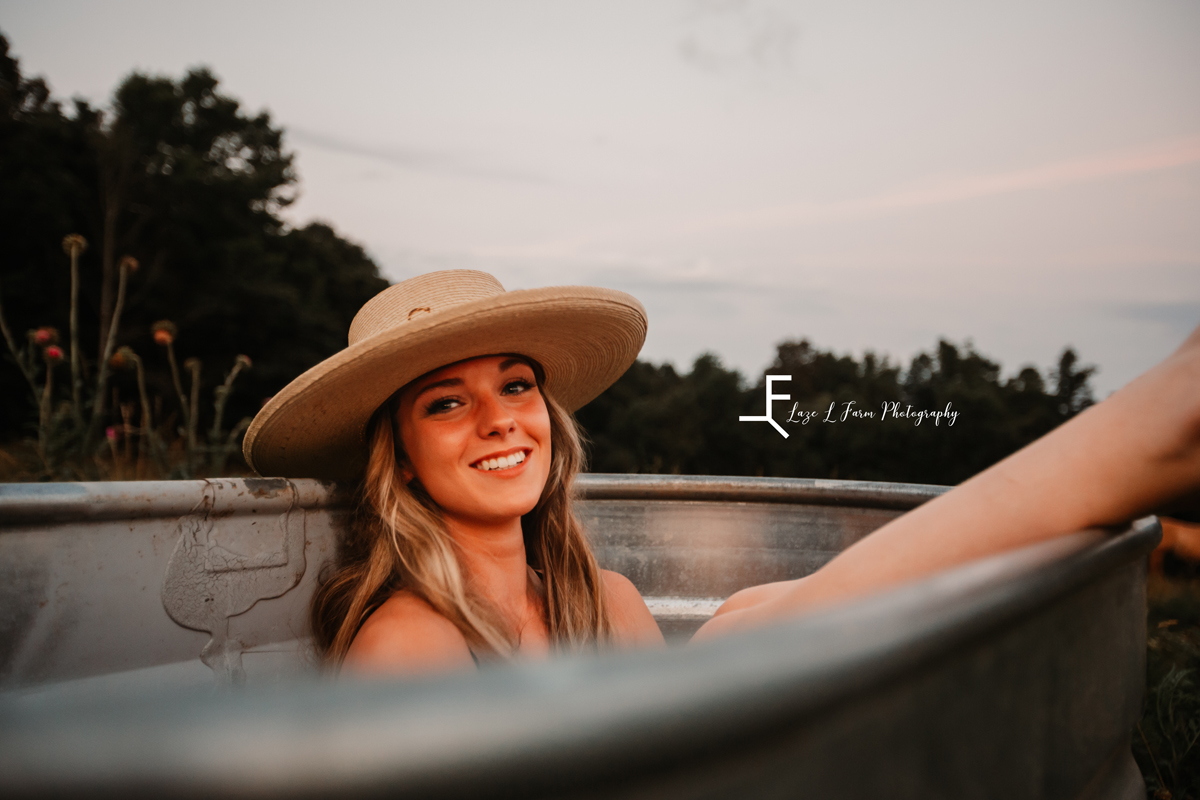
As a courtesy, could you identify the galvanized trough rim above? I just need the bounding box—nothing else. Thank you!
[0,473,946,527]
[577,473,947,508]
[0,477,335,525]
[0,502,1159,798]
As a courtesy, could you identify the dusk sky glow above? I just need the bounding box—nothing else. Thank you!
[3,0,1198,394]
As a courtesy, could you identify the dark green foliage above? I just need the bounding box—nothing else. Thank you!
[578,355,762,476]
[0,32,388,468]
[578,338,1097,486]
[1138,573,1200,799]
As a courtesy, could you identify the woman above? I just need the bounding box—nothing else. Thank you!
[244,269,1200,673]
[244,270,664,673]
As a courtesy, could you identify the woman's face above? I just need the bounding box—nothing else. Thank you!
[395,355,552,528]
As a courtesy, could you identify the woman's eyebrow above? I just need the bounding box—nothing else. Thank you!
[412,377,463,401]
[498,358,529,372]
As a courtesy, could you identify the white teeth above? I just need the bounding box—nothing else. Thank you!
[474,452,528,471]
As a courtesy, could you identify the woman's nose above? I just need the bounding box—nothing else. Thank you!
[476,393,516,437]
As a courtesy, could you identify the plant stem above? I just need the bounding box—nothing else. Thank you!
[0,277,38,394]
[120,402,134,465]
[131,352,152,476]
[68,245,83,428]
[98,203,118,363]
[38,364,53,466]
[209,360,248,443]
[187,359,201,473]
[167,342,189,432]
[87,260,131,448]
[1138,721,1168,795]
[108,435,121,479]
[214,417,252,475]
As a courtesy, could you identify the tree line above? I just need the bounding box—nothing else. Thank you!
[0,32,387,478]
[576,340,1095,487]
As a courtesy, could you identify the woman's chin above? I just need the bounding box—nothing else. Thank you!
[441,484,543,527]
[424,462,550,527]
[446,501,540,528]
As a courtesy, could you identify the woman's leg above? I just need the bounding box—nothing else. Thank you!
[694,324,1200,641]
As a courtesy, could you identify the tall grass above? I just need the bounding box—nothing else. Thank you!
[0,234,252,481]
[1137,556,1200,800]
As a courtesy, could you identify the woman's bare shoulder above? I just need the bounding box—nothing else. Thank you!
[342,590,475,676]
[600,570,666,647]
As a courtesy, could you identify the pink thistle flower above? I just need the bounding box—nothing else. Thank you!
[106,426,120,442]
[44,345,64,362]
[34,327,58,346]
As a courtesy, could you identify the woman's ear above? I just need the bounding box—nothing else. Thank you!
[390,413,415,485]
[395,450,415,485]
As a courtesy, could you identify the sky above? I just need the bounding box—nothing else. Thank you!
[3,0,1198,395]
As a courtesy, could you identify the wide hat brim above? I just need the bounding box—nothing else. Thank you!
[243,285,647,481]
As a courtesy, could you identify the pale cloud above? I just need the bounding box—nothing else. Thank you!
[1111,301,1200,338]
[685,135,1200,233]
[289,127,550,185]
[678,0,800,73]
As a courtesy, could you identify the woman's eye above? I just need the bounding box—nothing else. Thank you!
[424,397,462,415]
[503,379,534,395]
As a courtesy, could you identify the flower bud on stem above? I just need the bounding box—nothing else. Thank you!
[112,346,154,477]
[154,321,190,436]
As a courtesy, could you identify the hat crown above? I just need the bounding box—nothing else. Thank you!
[348,270,506,346]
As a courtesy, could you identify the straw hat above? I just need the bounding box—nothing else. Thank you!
[243,270,647,480]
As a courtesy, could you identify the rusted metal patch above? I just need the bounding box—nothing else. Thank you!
[243,478,292,500]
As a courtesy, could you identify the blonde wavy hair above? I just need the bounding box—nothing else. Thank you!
[310,362,612,668]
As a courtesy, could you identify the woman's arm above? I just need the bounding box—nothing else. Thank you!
[695,324,1200,641]
[602,570,667,647]
[342,591,477,675]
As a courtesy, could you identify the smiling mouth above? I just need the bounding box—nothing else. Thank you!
[471,449,529,472]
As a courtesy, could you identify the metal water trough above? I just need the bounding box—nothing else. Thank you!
[0,475,1158,798]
